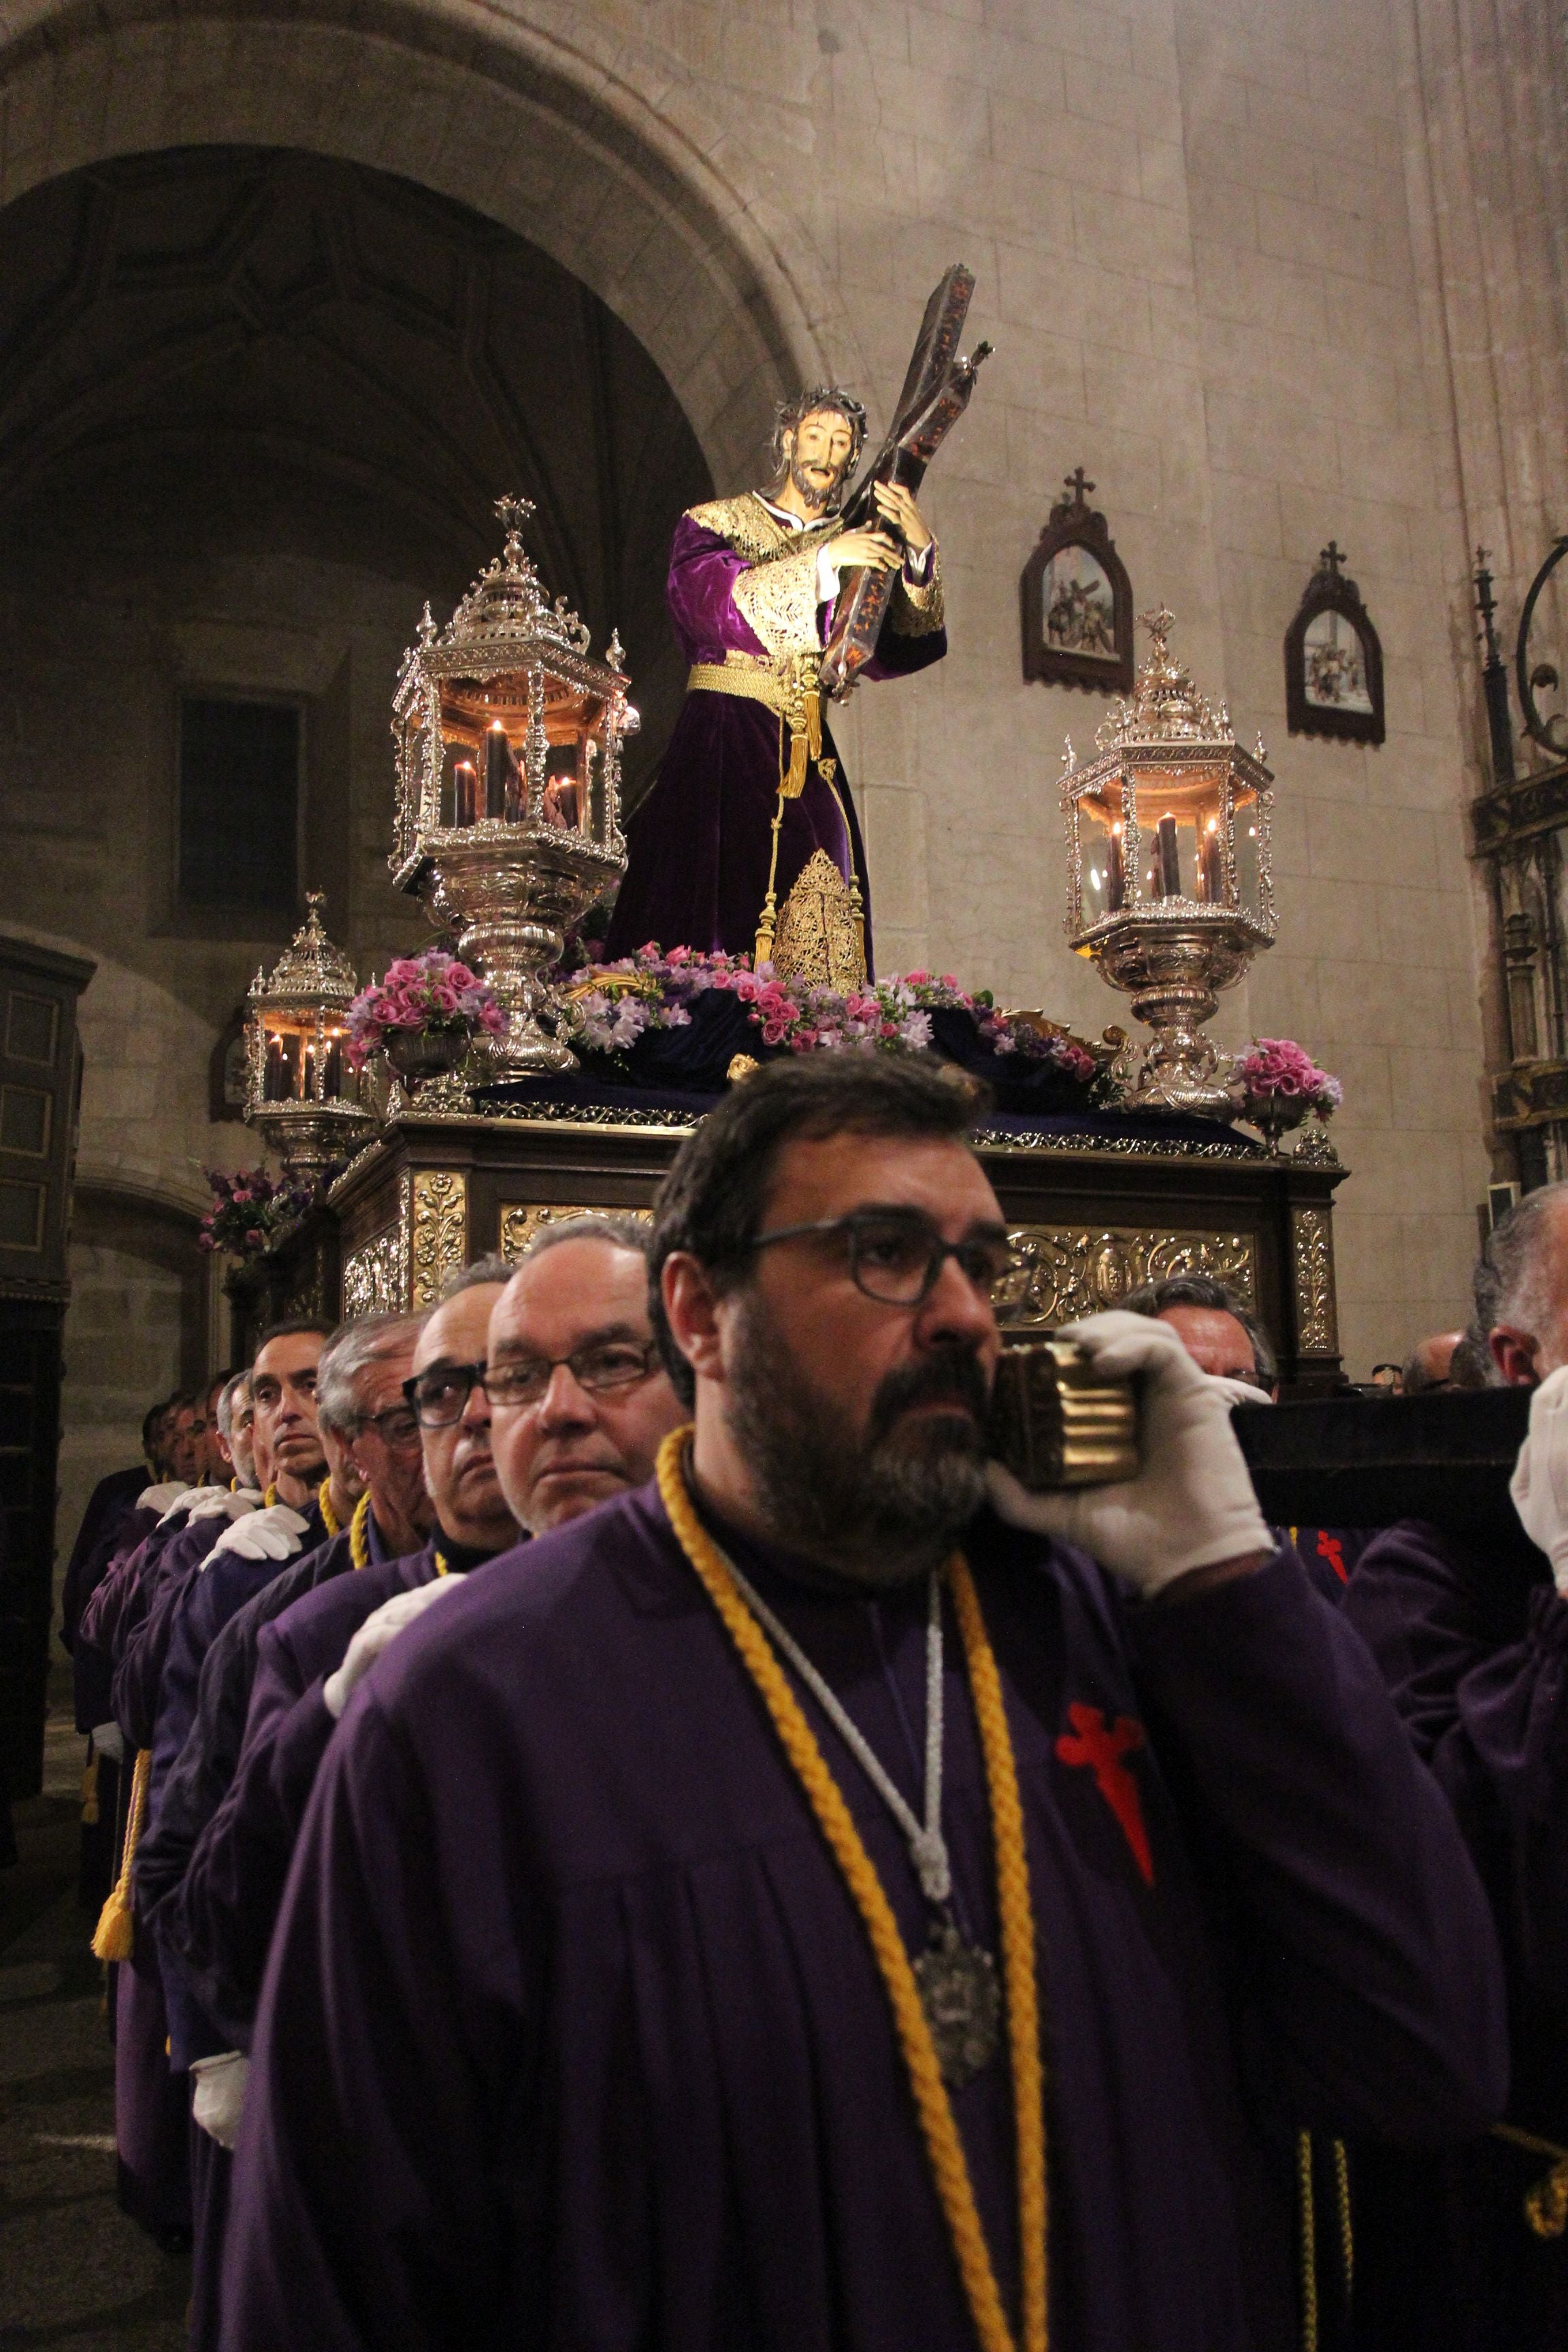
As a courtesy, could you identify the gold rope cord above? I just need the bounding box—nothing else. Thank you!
[91,1746,151,1963]
[318,1479,340,1540]
[1296,2132,1318,2352]
[348,1491,373,1571]
[1331,2138,1353,2293]
[656,1428,1047,2352]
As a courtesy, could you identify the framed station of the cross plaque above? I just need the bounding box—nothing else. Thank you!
[1020,469,1135,696]
[1285,542,1385,746]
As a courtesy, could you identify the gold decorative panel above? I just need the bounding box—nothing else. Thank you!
[410,1169,468,1305]
[343,1219,408,1317]
[994,1224,1257,1330]
[499,1202,653,1261]
[1290,1205,1339,1355]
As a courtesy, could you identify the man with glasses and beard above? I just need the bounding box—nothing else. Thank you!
[223,1060,1504,2352]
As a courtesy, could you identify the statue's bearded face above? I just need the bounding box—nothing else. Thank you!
[784,408,858,511]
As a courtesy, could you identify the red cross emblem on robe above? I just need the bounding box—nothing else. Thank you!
[1055,1701,1154,1886]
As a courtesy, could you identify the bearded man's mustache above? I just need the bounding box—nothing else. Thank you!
[867,1347,990,1448]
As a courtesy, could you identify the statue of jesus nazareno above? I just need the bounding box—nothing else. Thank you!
[602,387,945,983]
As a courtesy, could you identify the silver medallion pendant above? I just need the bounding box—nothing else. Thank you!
[913,1916,1001,2087]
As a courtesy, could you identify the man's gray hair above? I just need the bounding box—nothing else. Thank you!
[517,1213,653,1266]
[1118,1273,1277,1387]
[215,1371,250,1439]
[316,1313,427,1437]
[440,1253,516,1299]
[1472,1181,1568,1381]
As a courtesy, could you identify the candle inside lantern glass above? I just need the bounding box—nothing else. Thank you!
[485,724,514,820]
[1106,819,1126,911]
[453,759,478,828]
[265,1035,284,1100]
[1156,812,1181,898]
[1200,817,1224,904]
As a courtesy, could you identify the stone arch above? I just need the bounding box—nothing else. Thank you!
[0,0,864,491]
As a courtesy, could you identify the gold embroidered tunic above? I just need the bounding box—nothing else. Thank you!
[602,491,946,981]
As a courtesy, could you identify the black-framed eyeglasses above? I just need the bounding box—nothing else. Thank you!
[402,1361,493,1428]
[357,1403,423,1448]
[487,1339,662,1410]
[749,1209,1017,1307]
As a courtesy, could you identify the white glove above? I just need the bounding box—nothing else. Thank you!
[1208,1375,1273,1410]
[207,1503,310,1564]
[986,1310,1273,1595]
[189,2051,249,2149]
[91,1721,125,1766]
[154,1485,203,1528]
[323,1575,467,1720]
[184,1486,262,1524]
[1509,1365,1568,1593]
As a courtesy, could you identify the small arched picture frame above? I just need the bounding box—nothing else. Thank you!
[1285,543,1384,746]
[1021,469,1134,694]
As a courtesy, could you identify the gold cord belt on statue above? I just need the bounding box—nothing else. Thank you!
[686,651,823,796]
[685,652,864,973]
[656,1430,1049,2352]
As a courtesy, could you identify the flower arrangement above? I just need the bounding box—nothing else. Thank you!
[1229,1038,1342,1143]
[345,951,506,1070]
[557,943,1105,1092]
[198,1167,313,1258]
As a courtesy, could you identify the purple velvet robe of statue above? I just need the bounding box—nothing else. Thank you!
[222,1486,1503,2352]
[602,515,946,969]
[1343,1518,1568,2349]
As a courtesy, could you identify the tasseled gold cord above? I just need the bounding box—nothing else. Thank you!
[348,1491,373,1569]
[91,1747,150,1963]
[318,1479,340,1539]
[656,1428,1047,2352]
[1492,2122,1568,2238]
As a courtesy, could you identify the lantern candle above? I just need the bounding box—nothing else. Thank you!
[1106,819,1126,911]
[1200,818,1224,904]
[1156,813,1181,898]
[453,759,478,828]
[265,1035,284,1101]
[485,724,514,820]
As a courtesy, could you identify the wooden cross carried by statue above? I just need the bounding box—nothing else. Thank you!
[819,265,992,699]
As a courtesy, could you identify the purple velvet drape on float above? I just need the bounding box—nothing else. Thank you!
[602,514,945,968]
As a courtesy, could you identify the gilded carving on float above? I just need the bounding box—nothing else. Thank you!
[1291,1205,1339,1355]
[994,1225,1257,1330]
[343,1220,408,1318]
[498,1203,654,1260]
[410,1170,467,1305]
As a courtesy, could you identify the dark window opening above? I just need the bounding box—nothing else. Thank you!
[178,697,300,915]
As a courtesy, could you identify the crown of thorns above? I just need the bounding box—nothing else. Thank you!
[770,386,868,474]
